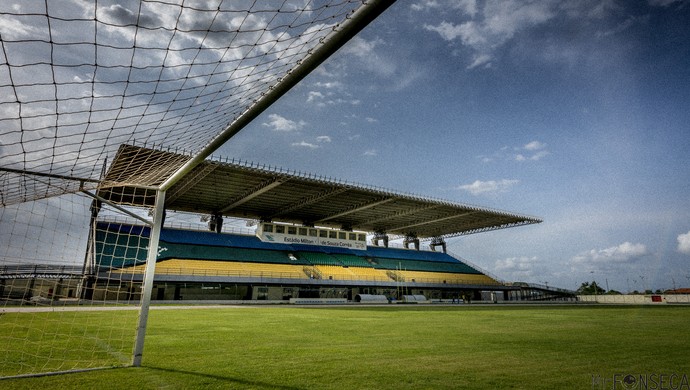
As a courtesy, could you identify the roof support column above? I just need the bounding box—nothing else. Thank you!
[429,237,447,253]
[371,232,389,248]
[209,213,223,233]
[403,235,419,251]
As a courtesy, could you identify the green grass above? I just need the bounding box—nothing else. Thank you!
[2,305,689,389]
[0,309,138,375]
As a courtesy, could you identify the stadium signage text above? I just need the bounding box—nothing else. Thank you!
[283,237,318,245]
[261,233,366,250]
[256,223,367,251]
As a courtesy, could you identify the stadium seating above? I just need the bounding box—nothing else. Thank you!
[346,267,392,282]
[102,224,500,288]
[370,256,481,274]
[313,265,392,282]
[160,242,303,265]
[395,270,499,285]
[315,265,356,280]
[114,259,310,279]
[95,223,150,268]
[331,254,374,267]
[296,251,341,266]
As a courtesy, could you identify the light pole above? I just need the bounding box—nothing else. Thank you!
[639,275,646,294]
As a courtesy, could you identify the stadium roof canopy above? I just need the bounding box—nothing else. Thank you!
[98,145,542,240]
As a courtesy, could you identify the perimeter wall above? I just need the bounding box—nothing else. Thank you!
[577,294,690,304]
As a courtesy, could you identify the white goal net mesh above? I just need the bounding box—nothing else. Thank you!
[1,0,368,204]
[0,0,379,378]
[0,193,150,376]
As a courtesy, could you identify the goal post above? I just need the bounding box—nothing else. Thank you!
[132,189,165,367]
[0,0,396,379]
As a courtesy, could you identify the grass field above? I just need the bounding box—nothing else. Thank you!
[1,305,689,389]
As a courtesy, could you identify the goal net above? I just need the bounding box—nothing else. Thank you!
[0,193,147,376]
[0,0,391,378]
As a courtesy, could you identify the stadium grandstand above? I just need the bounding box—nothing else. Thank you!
[77,144,560,304]
[98,221,502,303]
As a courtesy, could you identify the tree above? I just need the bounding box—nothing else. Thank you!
[577,281,606,295]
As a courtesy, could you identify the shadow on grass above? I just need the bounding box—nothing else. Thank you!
[145,366,305,390]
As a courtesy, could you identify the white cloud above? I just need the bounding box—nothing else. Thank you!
[291,141,319,149]
[467,53,492,69]
[678,230,690,255]
[570,242,648,268]
[307,91,324,103]
[516,150,549,162]
[330,32,425,91]
[524,140,546,151]
[313,81,343,89]
[483,1,555,38]
[306,88,360,107]
[262,114,306,132]
[363,149,378,157]
[290,136,331,149]
[457,179,519,196]
[531,150,550,160]
[518,140,549,161]
[411,1,439,11]
[342,36,380,58]
[482,140,549,162]
[412,0,477,16]
[454,0,478,16]
[424,21,483,44]
[495,256,539,279]
[340,36,403,81]
[423,1,633,68]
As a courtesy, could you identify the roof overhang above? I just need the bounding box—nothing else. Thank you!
[98,145,542,239]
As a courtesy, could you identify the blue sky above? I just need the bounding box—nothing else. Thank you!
[218,0,690,292]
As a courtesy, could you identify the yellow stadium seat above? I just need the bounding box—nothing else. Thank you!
[396,270,498,285]
[113,259,310,279]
